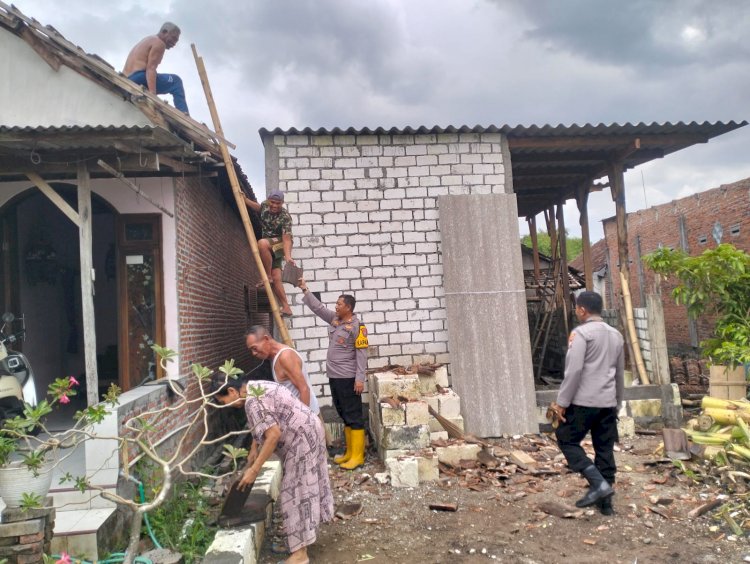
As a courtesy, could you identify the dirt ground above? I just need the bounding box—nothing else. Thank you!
[258,434,749,564]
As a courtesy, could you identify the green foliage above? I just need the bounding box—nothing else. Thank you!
[521,230,583,262]
[218,359,244,380]
[643,243,750,365]
[0,436,16,466]
[144,479,218,563]
[222,444,249,472]
[19,491,43,510]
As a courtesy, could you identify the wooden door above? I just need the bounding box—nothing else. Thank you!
[116,214,165,391]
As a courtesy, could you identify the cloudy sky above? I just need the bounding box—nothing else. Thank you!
[12,0,750,241]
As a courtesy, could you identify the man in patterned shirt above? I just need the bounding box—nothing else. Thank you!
[244,190,295,317]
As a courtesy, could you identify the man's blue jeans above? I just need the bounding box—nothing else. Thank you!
[128,71,189,114]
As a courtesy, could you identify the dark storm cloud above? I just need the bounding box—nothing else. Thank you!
[503,0,750,71]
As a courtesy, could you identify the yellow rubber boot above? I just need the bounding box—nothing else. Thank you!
[339,428,365,470]
[333,426,352,464]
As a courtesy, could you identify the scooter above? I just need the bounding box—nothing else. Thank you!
[0,312,37,408]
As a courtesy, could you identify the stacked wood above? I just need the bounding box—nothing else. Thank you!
[686,359,703,386]
[670,357,687,385]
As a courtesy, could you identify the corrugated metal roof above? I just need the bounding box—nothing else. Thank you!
[260,121,747,217]
[259,121,747,139]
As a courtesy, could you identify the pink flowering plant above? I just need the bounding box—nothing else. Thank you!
[0,375,120,483]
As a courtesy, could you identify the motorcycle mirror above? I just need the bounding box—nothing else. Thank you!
[1,313,14,324]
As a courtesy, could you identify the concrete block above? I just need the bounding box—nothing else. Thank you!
[435,443,481,466]
[628,399,662,418]
[372,372,421,401]
[405,401,430,425]
[380,424,430,450]
[379,402,406,426]
[617,416,636,439]
[418,373,438,394]
[422,393,440,413]
[435,365,450,388]
[437,389,461,418]
[386,456,419,488]
[430,431,449,441]
[0,519,43,537]
[416,454,440,482]
[429,415,463,434]
[378,448,410,462]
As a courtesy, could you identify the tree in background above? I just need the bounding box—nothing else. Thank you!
[521,231,583,262]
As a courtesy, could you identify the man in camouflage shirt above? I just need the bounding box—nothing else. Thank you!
[244,190,295,316]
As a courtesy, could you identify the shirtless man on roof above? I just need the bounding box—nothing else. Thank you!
[123,22,189,115]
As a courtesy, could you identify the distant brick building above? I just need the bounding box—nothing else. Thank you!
[601,178,750,348]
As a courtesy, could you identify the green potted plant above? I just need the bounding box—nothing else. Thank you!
[643,243,750,396]
[0,375,109,507]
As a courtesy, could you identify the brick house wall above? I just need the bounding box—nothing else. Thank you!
[262,129,512,405]
[603,178,750,348]
[174,176,262,376]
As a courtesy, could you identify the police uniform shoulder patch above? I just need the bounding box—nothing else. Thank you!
[355,324,369,349]
[568,331,576,349]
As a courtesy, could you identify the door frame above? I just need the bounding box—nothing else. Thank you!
[116,213,165,391]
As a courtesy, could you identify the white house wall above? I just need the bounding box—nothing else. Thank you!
[0,178,179,378]
[0,30,151,128]
[266,131,513,410]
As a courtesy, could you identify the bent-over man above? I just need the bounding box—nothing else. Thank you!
[299,277,368,470]
[123,22,189,114]
[213,377,332,563]
[551,291,624,515]
[244,190,294,317]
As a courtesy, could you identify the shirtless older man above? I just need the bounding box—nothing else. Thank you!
[123,22,189,114]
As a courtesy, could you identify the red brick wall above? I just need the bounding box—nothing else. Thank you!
[173,177,261,376]
[604,179,750,347]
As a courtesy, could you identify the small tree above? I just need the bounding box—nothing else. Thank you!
[642,243,750,366]
[2,345,253,564]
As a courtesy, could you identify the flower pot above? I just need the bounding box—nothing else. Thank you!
[0,458,54,507]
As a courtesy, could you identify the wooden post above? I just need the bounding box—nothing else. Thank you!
[556,203,570,336]
[191,45,291,346]
[78,163,99,406]
[646,293,671,385]
[635,235,646,306]
[529,215,541,285]
[620,272,650,385]
[608,162,630,284]
[576,184,593,291]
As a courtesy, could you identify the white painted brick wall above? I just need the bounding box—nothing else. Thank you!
[265,131,508,402]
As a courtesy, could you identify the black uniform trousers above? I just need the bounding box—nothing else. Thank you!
[329,377,364,430]
[555,404,618,484]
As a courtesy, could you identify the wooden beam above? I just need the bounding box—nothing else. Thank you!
[608,162,630,284]
[25,172,80,226]
[77,163,99,406]
[557,202,570,336]
[576,184,593,291]
[96,160,175,218]
[19,25,62,70]
[508,134,707,151]
[192,44,292,347]
[528,216,541,285]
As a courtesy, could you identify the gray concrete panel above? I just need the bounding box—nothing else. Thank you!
[439,194,538,436]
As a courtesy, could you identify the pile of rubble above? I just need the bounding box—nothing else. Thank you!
[366,364,563,488]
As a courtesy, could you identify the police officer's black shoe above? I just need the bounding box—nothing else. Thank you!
[598,496,614,516]
[575,465,614,508]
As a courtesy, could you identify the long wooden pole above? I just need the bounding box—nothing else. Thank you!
[620,272,650,385]
[77,163,100,405]
[190,45,291,346]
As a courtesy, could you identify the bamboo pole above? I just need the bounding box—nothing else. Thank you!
[190,45,291,346]
[619,271,650,385]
